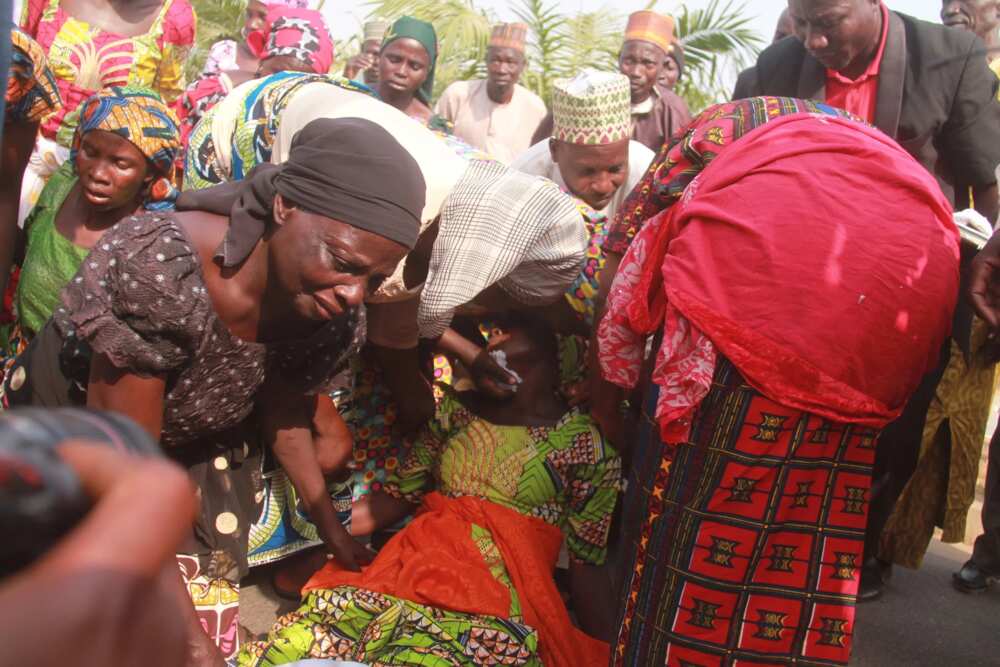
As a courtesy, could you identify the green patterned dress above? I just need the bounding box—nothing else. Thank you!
[240,389,621,666]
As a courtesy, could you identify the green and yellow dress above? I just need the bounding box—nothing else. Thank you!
[240,389,621,667]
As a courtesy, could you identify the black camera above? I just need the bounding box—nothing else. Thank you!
[0,408,161,576]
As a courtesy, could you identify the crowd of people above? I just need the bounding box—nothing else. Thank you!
[2,0,1000,665]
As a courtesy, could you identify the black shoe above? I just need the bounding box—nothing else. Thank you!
[857,560,885,603]
[952,560,997,594]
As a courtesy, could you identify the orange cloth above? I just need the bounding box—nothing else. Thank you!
[825,2,889,123]
[305,492,609,667]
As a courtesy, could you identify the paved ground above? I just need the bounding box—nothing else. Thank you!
[242,437,1000,664]
[242,533,1000,665]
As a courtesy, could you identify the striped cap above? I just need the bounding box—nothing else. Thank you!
[552,70,631,145]
[363,19,390,43]
[489,22,528,52]
[624,10,675,55]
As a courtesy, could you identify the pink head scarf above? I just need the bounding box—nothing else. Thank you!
[247,6,334,74]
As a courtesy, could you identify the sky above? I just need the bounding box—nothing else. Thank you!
[318,1,948,42]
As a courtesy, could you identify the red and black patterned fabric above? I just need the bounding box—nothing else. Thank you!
[615,357,877,666]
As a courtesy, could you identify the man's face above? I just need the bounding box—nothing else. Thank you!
[787,0,882,74]
[774,9,796,42]
[551,138,629,212]
[659,55,680,89]
[486,47,526,94]
[362,39,381,85]
[941,0,1000,41]
[619,40,665,103]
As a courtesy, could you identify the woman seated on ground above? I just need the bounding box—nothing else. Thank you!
[1,86,180,378]
[376,16,452,133]
[3,118,426,664]
[176,4,334,150]
[241,316,621,667]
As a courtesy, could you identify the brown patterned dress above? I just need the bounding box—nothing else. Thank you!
[4,212,365,659]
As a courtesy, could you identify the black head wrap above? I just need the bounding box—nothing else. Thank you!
[177,117,425,266]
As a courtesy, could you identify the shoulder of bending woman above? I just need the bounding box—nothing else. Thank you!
[171,209,230,268]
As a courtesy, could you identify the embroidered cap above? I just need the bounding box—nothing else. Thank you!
[624,10,676,56]
[363,19,390,43]
[489,22,528,52]
[552,69,631,145]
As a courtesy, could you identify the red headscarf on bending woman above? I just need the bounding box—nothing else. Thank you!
[598,100,960,442]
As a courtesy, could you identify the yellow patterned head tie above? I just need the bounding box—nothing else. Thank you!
[624,10,676,56]
[552,70,631,145]
[71,85,181,210]
[489,22,529,53]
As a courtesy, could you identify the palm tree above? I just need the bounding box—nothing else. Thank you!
[364,0,760,111]
[185,0,761,111]
[672,0,762,111]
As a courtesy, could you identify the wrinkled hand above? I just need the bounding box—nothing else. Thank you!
[326,529,375,572]
[970,230,1000,331]
[344,53,376,80]
[470,348,517,399]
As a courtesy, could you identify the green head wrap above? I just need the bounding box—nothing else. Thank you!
[382,16,438,105]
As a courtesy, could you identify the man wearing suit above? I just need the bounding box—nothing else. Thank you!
[735,0,1000,602]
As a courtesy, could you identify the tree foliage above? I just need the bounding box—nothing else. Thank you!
[186,0,247,81]
[672,0,763,111]
[185,0,762,112]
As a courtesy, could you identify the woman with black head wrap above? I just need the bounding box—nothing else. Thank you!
[3,117,426,664]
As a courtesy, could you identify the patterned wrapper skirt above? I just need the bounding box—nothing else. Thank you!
[615,357,878,667]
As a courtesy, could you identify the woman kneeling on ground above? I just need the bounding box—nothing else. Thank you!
[3,117,426,665]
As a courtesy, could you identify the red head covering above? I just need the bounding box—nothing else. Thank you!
[599,101,959,442]
[247,6,334,74]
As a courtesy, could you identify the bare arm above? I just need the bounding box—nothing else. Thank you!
[568,560,616,642]
[436,327,516,399]
[262,391,373,571]
[588,251,626,448]
[970,228,1000,329]
[0,122,38,297]
[350,490,416,537]
[973,183,999,225]
[86,353,166,440]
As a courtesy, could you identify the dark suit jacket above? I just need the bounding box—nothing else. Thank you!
[734,11,1000,207]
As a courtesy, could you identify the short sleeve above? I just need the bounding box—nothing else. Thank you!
[54,214,213,376]
[938,36,1000,188]
[382,391,465,503]
[559,420,622,566]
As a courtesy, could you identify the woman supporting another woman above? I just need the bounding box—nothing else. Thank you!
[3,118,428,663]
